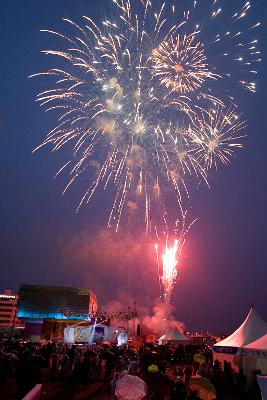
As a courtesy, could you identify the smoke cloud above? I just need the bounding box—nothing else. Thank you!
[104,294,186,337]
[59,228,159,307]
[58,228,186,334]
[141,303,186,336]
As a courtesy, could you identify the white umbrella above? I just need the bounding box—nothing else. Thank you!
[115,374,146,400]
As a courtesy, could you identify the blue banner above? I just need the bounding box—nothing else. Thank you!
[213,346,238,354]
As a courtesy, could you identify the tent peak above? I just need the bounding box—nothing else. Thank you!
[214,307,267,349]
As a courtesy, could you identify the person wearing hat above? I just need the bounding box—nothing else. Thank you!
[148,364,159,373]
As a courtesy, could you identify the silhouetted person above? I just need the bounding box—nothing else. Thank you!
[184,364,193,389]
[172,378,187,400]
[80,351,91,385]
[236,368,247,396]
[16,362,41,400]
[59,352,69,375]
[0,356,9,389]
[104,356,116,384]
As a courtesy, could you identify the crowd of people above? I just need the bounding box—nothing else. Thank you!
[0,338,261,399]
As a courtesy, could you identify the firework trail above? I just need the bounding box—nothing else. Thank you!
[31,0,260,306]
[155,212,196,314]
[161,239,179,312]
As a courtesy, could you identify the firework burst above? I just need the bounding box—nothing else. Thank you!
[31,0,260,233]
[151,32,218,94]
[31,0,260,305]
[192,107,246,170]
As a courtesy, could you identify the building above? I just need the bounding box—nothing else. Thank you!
[0,290,24,331]
[18,284,98,340]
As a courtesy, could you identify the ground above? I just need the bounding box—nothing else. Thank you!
[0,368,262,400]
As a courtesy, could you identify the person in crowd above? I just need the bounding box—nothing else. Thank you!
[59,351,69,375]
[236,368,247,396]
[67,344,76,366]
[96,352,104,376]
[223,360,233,387]
[80,351,91,386]
[111,371,120,400]
[0,354,9,389]
[104,352,116,384]
[72,349,84,386]
[196,363,204,376]
[172,376,187,400]
[213,360,220,372]
[50,348,60,380]
[184,364,193,389]
[16,360,41,400]
[128,355,139,376]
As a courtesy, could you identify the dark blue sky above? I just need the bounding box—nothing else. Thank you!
[0,0,266,332]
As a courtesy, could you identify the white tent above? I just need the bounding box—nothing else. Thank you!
[213,308,267,374]
[242,334,267,353]
[241,334,267,377]
[214,308,267,349]
[159,328,189,345]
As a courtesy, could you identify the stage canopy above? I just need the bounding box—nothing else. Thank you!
[159,328,189,344]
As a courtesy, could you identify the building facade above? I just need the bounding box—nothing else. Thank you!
[0,290,24,330]
[18,284,98,340]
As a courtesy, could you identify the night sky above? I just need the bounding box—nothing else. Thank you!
[1,0,266,333]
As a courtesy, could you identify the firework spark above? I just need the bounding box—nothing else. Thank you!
[154,212,196,311]
[155,235,184,316]
[151,32,219,94]
[30,0,261,310]
[192,107,246,170]
[31,0,260,235]
[161,239,179,305]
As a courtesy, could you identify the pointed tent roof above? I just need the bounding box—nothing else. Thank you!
[214,307,267,349]
[159,328,189,342]
[242,334,267,351]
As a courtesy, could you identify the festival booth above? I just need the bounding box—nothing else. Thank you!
[213,308,267,375]
[159,328,189,346]
[64,322,127,345]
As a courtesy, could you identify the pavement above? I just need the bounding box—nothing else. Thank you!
[0,369,111,400]
[0,368,262,400]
